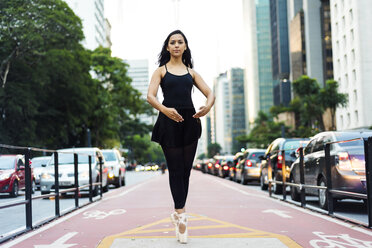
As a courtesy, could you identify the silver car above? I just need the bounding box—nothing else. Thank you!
[40,147,109,196]
[101,149,126,188]
[31,156,51,187]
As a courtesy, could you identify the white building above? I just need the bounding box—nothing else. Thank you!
[65,0,106,50]
[213,73,232,154]
[331,0,372,129]
[126,59,154,125]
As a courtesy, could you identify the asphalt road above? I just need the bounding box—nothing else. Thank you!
[0,171,161,238]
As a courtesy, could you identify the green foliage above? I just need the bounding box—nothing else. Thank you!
[237,111,289,148]
[319,79,348,130]
[197,153,206,159]
[207,143,222,157]
[124,134,164,164]
[0,1,154,151]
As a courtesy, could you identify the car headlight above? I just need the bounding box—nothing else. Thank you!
[41,173,53,179]
[79,171,89,178]
[0,173,11,180]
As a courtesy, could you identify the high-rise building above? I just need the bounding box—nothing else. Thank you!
[288,0,325,85]
[64,0,106,50]
[242,0,274,130]
[126,59,154,125]
[270,0,290,81]
[228,68,246,153]
[213,73,231,154]
[213,69,246,154]
[320,0,334,82]
[331,0,372,129]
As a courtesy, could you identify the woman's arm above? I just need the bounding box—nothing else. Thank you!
[147,67,184,122]
[191,69,215,118]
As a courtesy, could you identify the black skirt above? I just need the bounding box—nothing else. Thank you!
[151,108,202,148]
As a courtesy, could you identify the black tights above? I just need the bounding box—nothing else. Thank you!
[161,140,198,209]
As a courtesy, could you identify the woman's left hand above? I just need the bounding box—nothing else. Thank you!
[193,106,210,118]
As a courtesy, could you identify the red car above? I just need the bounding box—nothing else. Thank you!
[0,155,36,197]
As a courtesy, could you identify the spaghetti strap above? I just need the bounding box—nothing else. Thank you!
[165,64,168,72]
[186,66,189,73]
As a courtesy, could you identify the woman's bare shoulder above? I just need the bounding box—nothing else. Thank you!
[153,66,167,78]
[188,68,199,79]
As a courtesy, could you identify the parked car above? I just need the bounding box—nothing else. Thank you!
[31,156,51,188]
[102,149,126,188]
[260,138,310,194]
[229,152,244,181]
[40,147,109,196]
[235,149,266,185]
[0,155,36,197]
[218,155,235,178]
[289,131,372,210]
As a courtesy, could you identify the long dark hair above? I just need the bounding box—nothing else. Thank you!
[158,30,193,68]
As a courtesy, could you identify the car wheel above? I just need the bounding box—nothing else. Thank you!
[260,173,268,190]
[115,174,121,188]
[103,184,109,192]
[318,177,337,210]
[10,181,19,197]
[290,175,300,202]
[122,176,126,186]
[241,173,247,185]
[32,180,36,194]
[273,174,283,194]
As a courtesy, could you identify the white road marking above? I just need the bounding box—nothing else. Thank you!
[309,231,372,248]
[263,209,292,218]
[83,209,126,220]
[33,232,78,248]
[214,178,372,236]
[1,179,152,248]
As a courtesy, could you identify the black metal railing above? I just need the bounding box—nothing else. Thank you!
[0,144,103,244]
[267,137,372,228]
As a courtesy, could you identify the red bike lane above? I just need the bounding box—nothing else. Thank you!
[2,170,372,248]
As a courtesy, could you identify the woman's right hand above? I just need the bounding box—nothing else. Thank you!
[163,107,184,122]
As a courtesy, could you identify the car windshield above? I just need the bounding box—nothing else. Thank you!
[31,158,50,167]
[283,140,307,155]
[50,152,95,165]
[102,151,117,162]
[0,156,15,170]
[248,152,265,162]
[335,132,372,147]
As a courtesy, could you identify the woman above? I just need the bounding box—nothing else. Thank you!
[147,30,215,243]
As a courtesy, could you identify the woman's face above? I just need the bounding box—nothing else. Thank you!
[167,34,187,57]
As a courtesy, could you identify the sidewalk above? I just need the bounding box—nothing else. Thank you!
[2,170,372,247]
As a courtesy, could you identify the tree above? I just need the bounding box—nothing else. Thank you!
[0,0,95,148]
[89,47,153,147]
[237,111,289,148]
[207,143,222,158]
[320,79,348,130]
[292,75,325,130]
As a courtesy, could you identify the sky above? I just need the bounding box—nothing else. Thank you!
[104,0,245,107]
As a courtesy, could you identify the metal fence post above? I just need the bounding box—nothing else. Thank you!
[363,137,372,228]
[24,148,32,230]
[299,147,306,207]
[99,156,103,198]
[74,153,79,208]
[282,150,287,201]
[324,143,334,215]
[268,153,272,197]
[88,155,93,202]
[54,152,60,217]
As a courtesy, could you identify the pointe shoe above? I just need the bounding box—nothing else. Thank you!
[178,213,188,244]
[170,212,179,240]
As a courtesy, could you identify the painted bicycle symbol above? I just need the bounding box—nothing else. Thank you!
[83,209,127,220]
[310,232,372,248]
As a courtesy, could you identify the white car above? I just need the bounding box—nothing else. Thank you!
[31,156,51,187]
[40,147,109,196]
[101,149,126,187]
